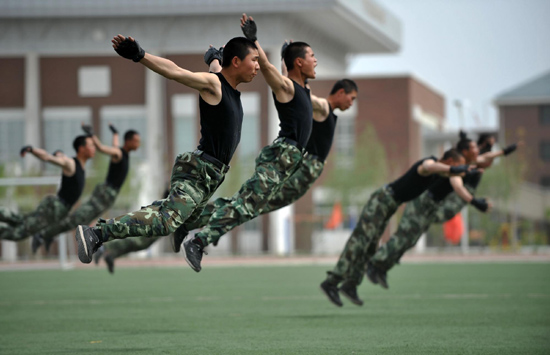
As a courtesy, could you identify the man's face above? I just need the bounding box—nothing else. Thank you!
[462,141,479,163]
[237,48,260,83]
[83,137,96,158]
[299,47,317,79]
[127,135,141,151]
[336,89,357,111]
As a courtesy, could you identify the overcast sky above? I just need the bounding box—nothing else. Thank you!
[348,0,550,131]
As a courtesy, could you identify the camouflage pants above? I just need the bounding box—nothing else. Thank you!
[370,191,440,271]
[97,152,226,241]
[432,184,475,223]
[326,186,400,285]
[105,236,161,258]
[0,196,70,241]
[195,140,303,246]
[37,183,118,243]
[184,154,324,232]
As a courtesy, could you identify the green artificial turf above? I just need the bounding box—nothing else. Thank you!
[0,262,549,354]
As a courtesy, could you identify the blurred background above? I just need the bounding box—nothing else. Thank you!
[1,0,549,264]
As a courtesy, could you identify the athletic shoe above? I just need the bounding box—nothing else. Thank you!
[104,252,115,274]
[75,225,103,264]
[183,238,207,272]
[365,262,379,285]
[31,234,44,254]
[339,281,363,306]
[320,280,343,307]
[170,225,188,253]
[377,269,389,289]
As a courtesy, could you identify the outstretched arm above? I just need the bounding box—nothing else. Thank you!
[419,159,472,177]
[450,175,491,212]
[477,142,522,167]
[82,124,123,162]
[112,35,221,104]
[240,14,294,103]
[20,146,75,175]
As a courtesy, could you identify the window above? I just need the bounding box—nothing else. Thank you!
[238,92,261,168]
[540,106,550,126]
[172,94,198,158]
[43,106,92,157]
[0,109,25,163]
[100,106,147,160]
[334,104,357,169]
[540,141,550,162]
[78,66,111,97]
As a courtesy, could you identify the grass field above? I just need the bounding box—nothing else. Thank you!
[1,262,549,354]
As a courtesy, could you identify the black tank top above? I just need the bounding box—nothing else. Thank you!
[273,79,313,148]
[388,156,439,202]
[197,72,243,165]
[305,105,337,162]
[464,171,482,189]
[105,148,129,190]
[57,157,85,207]
[427,176,455,201]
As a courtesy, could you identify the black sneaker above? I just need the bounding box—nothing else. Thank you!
[365,262,379,285]
[377,269,389,289]
[183,238,207,272]
[320,280,343,307]
[75,225,103,264]
[170,225,188,253]
[31,234,44,254]
[104,252,115,274]
[339,281,364,306]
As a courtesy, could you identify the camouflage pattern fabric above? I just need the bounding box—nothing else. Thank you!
[97,152,226,241]
[104,235,161,258]
[432,184,475,223]
[370,190,440,272]
[195,140,303,247]
[0,196,70,241]
[184,154,324,233]
[38,183,118,243]
[326,186,400,286]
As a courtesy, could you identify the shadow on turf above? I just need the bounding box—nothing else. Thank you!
[280,313,366,320]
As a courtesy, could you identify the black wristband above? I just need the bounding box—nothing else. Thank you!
[204,47,223,66]
[241,19,257,41]
[81,125,94,136]
[449,165,469,174]
[114,38,146,62]
[20,145,33,156]
[108,124,118,134]
[503,143,517,156]
[470,198,488,212]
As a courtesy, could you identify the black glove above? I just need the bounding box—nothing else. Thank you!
[20,145,33,156]
[81,124,94,136]
[281,41,289,60]
[470,197,489,212]
[449,165,469,174]
[114,38,146,62]
[503,143,517,156]
[204,46,223,66]
[108,124,118,134]
[241,18,257,41]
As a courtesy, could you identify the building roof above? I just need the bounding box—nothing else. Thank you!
[0,0,401,55]
[494,70,550,106]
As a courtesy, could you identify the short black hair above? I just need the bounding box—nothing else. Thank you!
[222,37,258,68]
[283,42,310,71]
[124,130,139,141]
[477,133,494,146]
[441,148,462,162]
[73,135,89,153]
[330,79,358,95]
[456,138,474,153]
